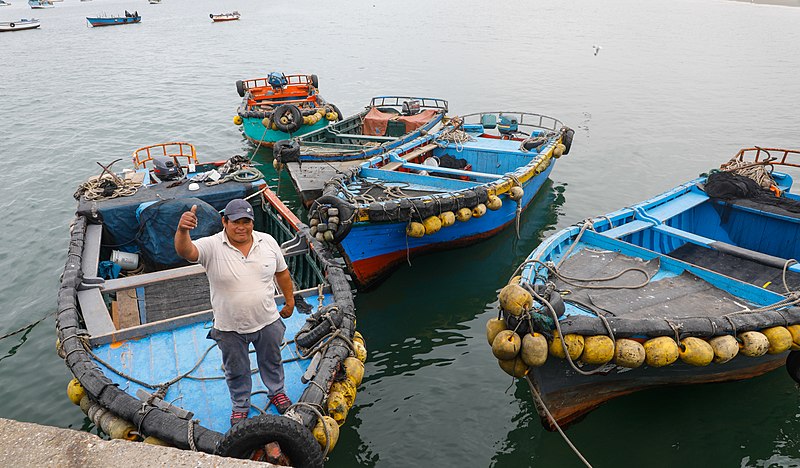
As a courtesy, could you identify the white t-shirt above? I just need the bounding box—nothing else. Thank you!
[192,230,288,334]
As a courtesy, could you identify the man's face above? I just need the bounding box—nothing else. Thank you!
[223,217,254,244]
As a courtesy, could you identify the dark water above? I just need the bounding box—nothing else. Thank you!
[2,0,800,466]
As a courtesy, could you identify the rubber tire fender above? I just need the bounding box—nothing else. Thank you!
[561,127,575,155]
[272,104,303,133]
[215,414,323,468]
[787,351,800,385]
[236,80,245,98]
[295,307,344,349]
[273,139,301,164]
[330,103,344,121]
[9,22,14,28]
[310,74,319,89]
[311,195,354,243]
[209,13,214,18]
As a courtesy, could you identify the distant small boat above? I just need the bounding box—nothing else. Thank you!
[87,11,140,27]
[147,0,160,4]
[0,1,12,7]
[210,11,240,22]
[28,0,54,9]
[0,18,40,31]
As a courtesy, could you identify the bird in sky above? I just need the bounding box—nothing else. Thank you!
[593,44,602,56]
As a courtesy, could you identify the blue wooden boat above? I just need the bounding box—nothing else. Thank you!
[489,147,800,431]
[57,143,361,466]
[275,96,449,206]
[307,112,574,289]
[87,12,140,27]
[234,73,341,147]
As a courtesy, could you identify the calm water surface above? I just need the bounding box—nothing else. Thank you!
[2,0,800,466]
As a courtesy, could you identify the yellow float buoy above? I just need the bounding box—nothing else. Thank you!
[520,332,548,367]
[313,416,340,452]
[472,203,487,218]
[326,112,338,121]
[738,331,770,357]
[614,338,646,368]
[330,379,357,408]
[353,340,368,363]
[762,326,793,354]
[498,283,533,316]
[486,195,502,211]
[553,143,566,158]
[67,378,85,406]
[423,216,442,235]
[327,392,348,426]
[787,324,800,350]
[709,335,739,363]
[406,222,425,238]
[344,356,364,387]
[353,331,365,347]
[492,330,522,360]
[581,335,615,365]
[498,358,529,378]
[261,117,270,127]
[486,318,507,346]
[456,207,472,222]
[679,337,714,366]
[271,123,278,131]
[439,211,456,227]
[509,186,524,201]
[643,336,679,367]
[233,115,243,125]
[143,436,171,446]
[549,332,584,360]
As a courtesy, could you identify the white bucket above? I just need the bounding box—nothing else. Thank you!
[111,250,139,270]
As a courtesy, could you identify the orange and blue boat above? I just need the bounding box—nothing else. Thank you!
[234,72,342,147]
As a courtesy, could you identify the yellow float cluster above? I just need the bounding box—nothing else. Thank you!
[487,320,800,377]
[315,331,366,453]
[404,199,504,239]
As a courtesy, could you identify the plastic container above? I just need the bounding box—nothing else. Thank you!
[111,250,140,270]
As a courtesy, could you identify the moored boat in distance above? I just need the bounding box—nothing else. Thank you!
[234,72,342,147]
[58,142,362,466]
[87,11,140,27]
[148,0,160,4]
[28,0,54,9]
[0,1,12,7]
[0,18,40,31]
[489,147,800,431]
[307,112,574,289]
[276,96,449,206]
[210,11,240,22]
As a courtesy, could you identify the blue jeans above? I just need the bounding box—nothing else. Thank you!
[208,320,286,413]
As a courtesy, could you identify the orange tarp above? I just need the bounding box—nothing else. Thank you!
[363,108,438,136]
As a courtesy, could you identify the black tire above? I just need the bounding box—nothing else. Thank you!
[311,195,354,243]
[236,80,245,98]
[274,139,301,164]
[310,74,319,89]
[9,22,14,28]
[561,127,575,155]
[273,105,303,133]
[787,351,800,385]
[331,103,344,121]
[296,306,344,349]
[209,13,214,18]
[216,414,323,468]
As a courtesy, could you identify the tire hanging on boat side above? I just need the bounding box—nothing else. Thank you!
[273,105,303,133]
[331,104,344,121]
[787,351,800,385]
[236,80,246,97]
[561,127,575,155]
[215,414,323,468]
[9,22,14,28]
[310,74,319,89]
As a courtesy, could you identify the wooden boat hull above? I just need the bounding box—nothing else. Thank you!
[87,16,141,26]
[340,162,554,289]
[242,115,328,146]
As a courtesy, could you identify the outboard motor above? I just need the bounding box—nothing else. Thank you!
[268,72,289,89]
[152,156,182,181]
[498,115,519,135]
[401,100,421,116]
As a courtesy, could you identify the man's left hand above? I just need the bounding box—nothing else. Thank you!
[279,303,294,319]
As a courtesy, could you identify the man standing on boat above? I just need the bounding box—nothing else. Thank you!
[174,199,295,426]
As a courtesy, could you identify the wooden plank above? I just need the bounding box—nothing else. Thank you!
[116,289,141,329]
[382,143,439,171]
[77,289,116,336]
[102,264,206,292]
[400,162,502,181]
[81,223,103,278]
[286,161,364,201]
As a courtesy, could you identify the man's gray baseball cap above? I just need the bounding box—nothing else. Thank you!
[223,199,254,221]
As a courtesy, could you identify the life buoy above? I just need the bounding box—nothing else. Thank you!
[209,13,214,18]
[215,414,323,468]
[274,139,301,164]
[9,22,15,28]
[310,74,319,89]
[561,127,575,155]
[787,351,800,385]
[310,195,354,243]
[272,105,303,133]
[236,80,245,98]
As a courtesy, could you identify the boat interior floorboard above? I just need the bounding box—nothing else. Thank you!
[669,243,800,293]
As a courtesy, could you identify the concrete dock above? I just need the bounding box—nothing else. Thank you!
[0,418,282,467]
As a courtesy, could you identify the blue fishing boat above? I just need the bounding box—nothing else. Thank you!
[488,147,800,431]
[234,72,341,147]
[57,143,362,466]
[307,112,574,289]
[275,96,449,206]
[86,11,140,27]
